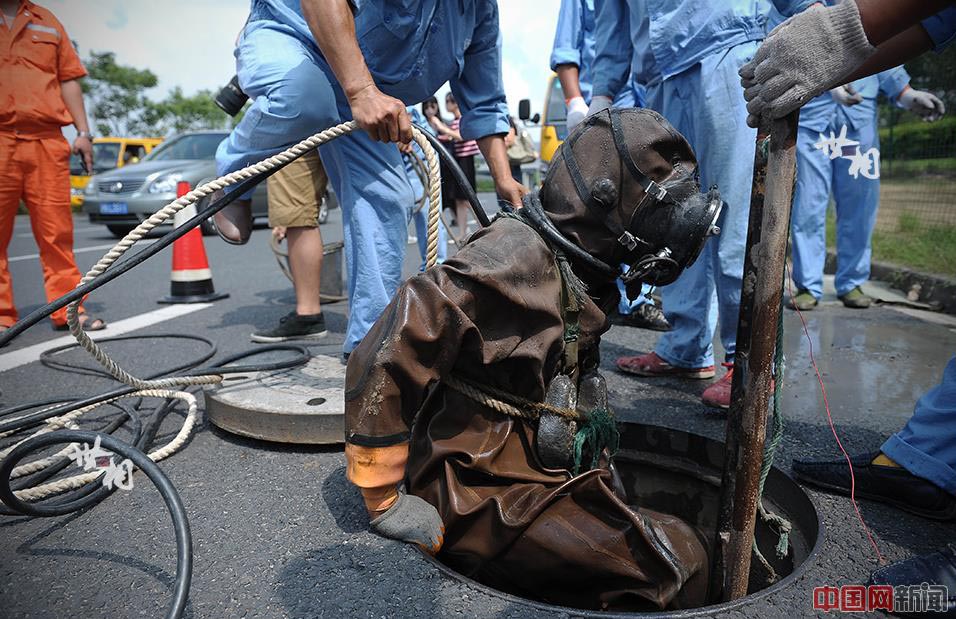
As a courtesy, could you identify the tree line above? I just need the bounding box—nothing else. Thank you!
[80,51,244,137]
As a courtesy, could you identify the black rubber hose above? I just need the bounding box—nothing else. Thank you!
[0,398,75,419]
[0,386,140,435]
[0,430,192,619]
[0,400,148,516]
[39,334,218,380]
[9,402,142,492]
[0,344,309,435]
[412,122,492,228]
[198,344,310,374]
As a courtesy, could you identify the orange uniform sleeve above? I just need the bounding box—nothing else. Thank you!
[53,16,86,81]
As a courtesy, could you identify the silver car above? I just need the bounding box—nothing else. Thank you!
[82,131,333,238]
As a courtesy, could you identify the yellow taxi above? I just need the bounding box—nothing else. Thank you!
[70,137,163,207]
[538,73,567,165]
[518,73,567,170]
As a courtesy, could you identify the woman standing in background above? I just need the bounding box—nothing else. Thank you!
[445,93,480,241]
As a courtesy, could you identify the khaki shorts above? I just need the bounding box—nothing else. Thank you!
[267,149,329,228]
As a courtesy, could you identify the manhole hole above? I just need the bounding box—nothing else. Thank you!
[422,422,823,616]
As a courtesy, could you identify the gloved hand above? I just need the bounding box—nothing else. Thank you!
[740,0,876,127]
[566,96,589,132]
[585,95,612,122]
[830,84,863,107]
[369,492,444,554]
[898,88,946,122]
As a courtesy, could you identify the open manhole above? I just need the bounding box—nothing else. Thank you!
[421,422,823,616]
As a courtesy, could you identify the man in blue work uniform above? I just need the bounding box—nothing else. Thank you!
[550,0,644,127]
[591,0,815,409]
[788,64,944,311]
[550,0,670,332]
[215,1,527,357]
[742,1,956,594]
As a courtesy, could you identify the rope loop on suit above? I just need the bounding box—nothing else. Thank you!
[444,375,585,422]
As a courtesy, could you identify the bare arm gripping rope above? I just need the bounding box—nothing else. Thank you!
[66,122,442,391]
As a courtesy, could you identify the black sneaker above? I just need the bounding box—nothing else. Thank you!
[251,311,328,343]
[610,302,672,332]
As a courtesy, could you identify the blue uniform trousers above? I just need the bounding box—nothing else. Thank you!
[882,356,956,496]
[647,42,757,368]
[216,22,413,353]
[791,119,880,298]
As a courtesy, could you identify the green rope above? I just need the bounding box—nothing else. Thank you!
[750,281,794,583]
[572,408,620,474]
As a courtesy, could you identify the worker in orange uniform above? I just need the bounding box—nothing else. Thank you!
[0,0,106,333]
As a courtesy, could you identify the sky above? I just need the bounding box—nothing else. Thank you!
[48,0,563,124]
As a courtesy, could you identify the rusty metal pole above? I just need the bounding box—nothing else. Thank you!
[713,110,800,602]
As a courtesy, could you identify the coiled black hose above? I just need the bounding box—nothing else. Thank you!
[0,430,192,619]
[0,338,310,618]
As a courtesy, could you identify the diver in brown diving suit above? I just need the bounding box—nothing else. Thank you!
[344,108,723,611]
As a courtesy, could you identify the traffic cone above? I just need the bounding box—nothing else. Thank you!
[158,182,229,304]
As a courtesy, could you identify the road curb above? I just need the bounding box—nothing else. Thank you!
[825,250,956,314]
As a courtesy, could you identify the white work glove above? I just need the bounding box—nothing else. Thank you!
[830,84,863,107]
[565,96,589,132]
[585,95,612,122]
[740,0,876,127]
[898,88,946,122]
[369,492,444,554]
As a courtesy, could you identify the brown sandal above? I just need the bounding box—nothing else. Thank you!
[53,314,107,332]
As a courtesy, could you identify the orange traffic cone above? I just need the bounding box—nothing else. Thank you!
[158,182,229,304]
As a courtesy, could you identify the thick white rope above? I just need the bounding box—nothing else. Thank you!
[13,390,197,501]
[8,122,442,503]
[65,122,440,388]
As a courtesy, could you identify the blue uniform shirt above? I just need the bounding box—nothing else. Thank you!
[798,67,910,133]
[923,7,956,52]
[550,0,597,102]
[592,0,815,97]
[551,0,645,106]
[254,0,509,141]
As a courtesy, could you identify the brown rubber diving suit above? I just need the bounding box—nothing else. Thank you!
[344,109,713,611]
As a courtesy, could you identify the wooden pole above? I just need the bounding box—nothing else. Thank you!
[713,111,800,601]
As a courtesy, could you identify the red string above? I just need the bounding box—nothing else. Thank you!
[785,264,884,564]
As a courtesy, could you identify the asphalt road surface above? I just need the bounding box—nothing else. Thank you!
[1,200,954,618]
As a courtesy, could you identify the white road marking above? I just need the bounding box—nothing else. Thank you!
[8,240,156,263]
[0,303,212,372]
[17,227,101,237]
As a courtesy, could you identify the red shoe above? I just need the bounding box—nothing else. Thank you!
[616,352,715,379]
[702,363,734,409]
[701,363,779,410]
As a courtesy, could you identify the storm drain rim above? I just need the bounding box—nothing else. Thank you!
[416,422,825,618]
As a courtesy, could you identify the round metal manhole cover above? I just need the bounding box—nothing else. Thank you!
[205,354,345,444]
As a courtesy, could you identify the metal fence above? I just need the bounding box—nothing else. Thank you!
[876,107,956,233]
